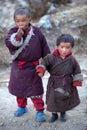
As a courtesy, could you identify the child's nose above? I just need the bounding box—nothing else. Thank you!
[19,22,24,26]
[63,48,66,51]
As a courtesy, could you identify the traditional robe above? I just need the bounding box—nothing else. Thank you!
[36,49,83,112]
[5,25,50,97]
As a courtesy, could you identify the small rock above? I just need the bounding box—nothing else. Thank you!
[0,122,4,126]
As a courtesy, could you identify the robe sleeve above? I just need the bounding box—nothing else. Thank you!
[72,56,83,86]
[36,54,52,74]
[5,28,23,55]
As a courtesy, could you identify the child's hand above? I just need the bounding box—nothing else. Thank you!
[38,72,44,77]
[73,80,82,87]
[17,28,24,38]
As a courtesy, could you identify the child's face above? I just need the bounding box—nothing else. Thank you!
[57,42,72,59]
[14,15,31,30]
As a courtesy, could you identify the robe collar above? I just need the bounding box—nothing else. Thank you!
[53,49,72,59]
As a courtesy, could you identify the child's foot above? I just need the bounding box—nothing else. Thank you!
[36,111,46,122]
[49,113,58,123]
[60,112,66,122]
[14,107,28,117]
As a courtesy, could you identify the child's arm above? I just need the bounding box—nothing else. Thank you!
[73,74,83,87]
[5,27,24,55]
[72,57,83,87]
[36,54,52,77]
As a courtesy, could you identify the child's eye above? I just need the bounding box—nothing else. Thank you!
[66,46,71,49]
[15,20,20,23]
[22,19,26,22]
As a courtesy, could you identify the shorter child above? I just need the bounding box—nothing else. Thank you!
[36,34,83,123]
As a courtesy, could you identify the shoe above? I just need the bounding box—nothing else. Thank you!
[14,107,28,117]
[60,112,66,122]
[49,113,58,123]
[36,111,46,122]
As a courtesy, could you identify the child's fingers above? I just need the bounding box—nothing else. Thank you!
[17,28,24,36]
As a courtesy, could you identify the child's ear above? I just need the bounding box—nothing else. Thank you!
[28,17,32,22]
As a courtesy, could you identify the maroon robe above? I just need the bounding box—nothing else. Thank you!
[5,25,50,97]
[37,50,83,112]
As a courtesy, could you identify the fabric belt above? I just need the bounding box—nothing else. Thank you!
[18,60,39,68]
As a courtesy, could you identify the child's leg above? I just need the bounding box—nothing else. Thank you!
[31,97,46,122]
[31,97,44,111]
[16,97,27,107]
[14,97,28,117]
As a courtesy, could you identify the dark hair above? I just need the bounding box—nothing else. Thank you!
[56,34,74,47]
[14,7,30,18]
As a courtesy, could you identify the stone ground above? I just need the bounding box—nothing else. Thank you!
[0,55,87,130]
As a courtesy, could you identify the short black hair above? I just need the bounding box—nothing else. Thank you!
[14,7,30,18]
[56,34,74,47]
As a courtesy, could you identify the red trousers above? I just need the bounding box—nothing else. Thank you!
[16,96,44,111]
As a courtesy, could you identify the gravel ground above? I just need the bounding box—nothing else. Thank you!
[0,67,87,130]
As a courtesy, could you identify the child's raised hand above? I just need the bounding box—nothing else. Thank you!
[17,28,24,38]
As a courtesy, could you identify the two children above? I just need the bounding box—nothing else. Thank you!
[36,34,83,122]
[5,8,50,122]
[5,7,83,123]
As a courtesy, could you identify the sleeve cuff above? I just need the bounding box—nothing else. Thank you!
[73,73,83,81]
[10,33,23,47]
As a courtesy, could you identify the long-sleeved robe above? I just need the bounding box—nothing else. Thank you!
[5,25,50,97]
[36,51,83,112]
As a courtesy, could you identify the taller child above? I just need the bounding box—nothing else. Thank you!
[5,7,50,122]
